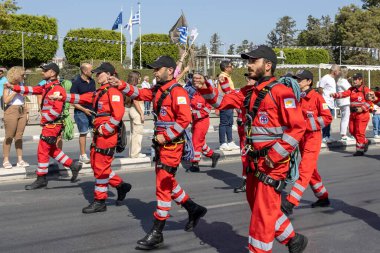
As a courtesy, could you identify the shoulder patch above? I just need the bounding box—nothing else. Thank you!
[177,96,187,105]
[284,98,296,109]
[112,95,120,102]
[322,103,329,110]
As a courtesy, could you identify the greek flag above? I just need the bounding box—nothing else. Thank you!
[111,12,122,30]
[177,26,188,44]
[125,10,140,30]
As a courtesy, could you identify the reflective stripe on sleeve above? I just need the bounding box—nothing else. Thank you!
[110,117,120,125]
[173,123,184,133]
[282,133,298,147]
[104,123,114,133]
[317,116,325,128]
[272,142,289,158]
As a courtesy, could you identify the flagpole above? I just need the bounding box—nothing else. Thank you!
[138,1,142,69]
[120,8,123,64]
[130,8,133,69]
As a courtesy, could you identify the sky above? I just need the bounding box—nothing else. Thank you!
[15,0,363,57]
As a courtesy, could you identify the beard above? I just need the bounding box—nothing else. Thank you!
[156,71,170,85]
[248,63,265,81]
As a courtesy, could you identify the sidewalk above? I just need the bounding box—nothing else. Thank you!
[1,115,379,182]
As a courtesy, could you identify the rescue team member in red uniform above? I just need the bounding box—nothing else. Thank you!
[331,73,372,156]
[188,85,220,172]
[112,56,207,250]
[281,70,333,216]
[194,45,308,253]
[7,63,81,190]
[63,63,132,213]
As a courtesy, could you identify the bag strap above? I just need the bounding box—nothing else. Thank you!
[94,87,110,113]
[154,83,182,121]
[41,81,65,123]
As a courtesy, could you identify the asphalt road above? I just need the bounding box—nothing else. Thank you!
[1,146,380,252]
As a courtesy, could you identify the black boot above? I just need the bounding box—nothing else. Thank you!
[82,199,107,214]
[287,233,308,253]
[136,219,166,250]
[116,182,132,206]
[364,142,369,152]
[353,151,364,156]
[25,175,48,190]
[311,198,330,208]
[188,163,200,173]
[281,197,295,216]
[182,199,207,232]
[234,179,246,193]
[211,152,221,168]
[70,161,82,182]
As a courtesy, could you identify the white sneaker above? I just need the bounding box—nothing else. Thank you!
[137,153,147,158]
[228,141,240,150]
[322,137,328,143]
[16,160,30,167]
[341,135,355,141]
[79,154,90,164]
[219,143,232,151]
[374,135,380,139]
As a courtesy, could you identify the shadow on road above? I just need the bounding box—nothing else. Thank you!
[193,219,248,253]
[204,168,242,190]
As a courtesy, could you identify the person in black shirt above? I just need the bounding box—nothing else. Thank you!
[70,63,96,164]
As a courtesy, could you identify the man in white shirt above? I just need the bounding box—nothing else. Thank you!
[318,64,341,143]
[141,76,151,115]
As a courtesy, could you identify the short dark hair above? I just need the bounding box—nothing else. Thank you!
[220,60,232,71]
[127,70,141,86]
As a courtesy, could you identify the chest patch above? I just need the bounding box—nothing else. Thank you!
[112,95,120,102]
[322,103,329,110]
[177,96,187,105]
[284,98,296,109]
[358,96,362,102]
[43,99,48,104]
[160,106,167,116]
[98,102,103,110]
[259,115,269,125]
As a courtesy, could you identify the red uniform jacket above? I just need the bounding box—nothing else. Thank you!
[118,79,191,142]
[333,85,372,112]
[199,76,306,165]
[191,91,212,120]
[13,80,65,125]
[300,89,332,132]
[65,84,125,146]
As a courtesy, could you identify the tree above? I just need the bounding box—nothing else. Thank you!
[333,4,380,64]
[298,15,333,46]
[362,0,380,9]
[236,40,250,53]
[209,33,221,54]
[132,33,178,68]
[0,14,58,67]
[0,0,19,29]
[227,44,235,55]
[267,16,297,47]
[63,28,126,66]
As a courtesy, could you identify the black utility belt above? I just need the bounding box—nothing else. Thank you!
[247,147,270,159]
[91,143,115,157]
[254,169,286,193]
[350,106,363,113]
[40,135,57,145]
[157,162,178,175]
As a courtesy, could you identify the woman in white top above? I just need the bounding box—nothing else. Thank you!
[336,66,354,141]
[2,66,29,169]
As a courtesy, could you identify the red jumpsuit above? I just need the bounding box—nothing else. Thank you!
[334,85,372,152]
[200,77,306,253]
[237,109,248,179]
[119,79,192,221]
[66,84,124,200]
[190,92,214,164]
[286,89,332,206]
[13,81,74,176]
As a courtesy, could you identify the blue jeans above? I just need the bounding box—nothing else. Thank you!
[74,110,94,135]
[219,109,233,144]
[373,114,380,135]
[322,108,335,138]
[144,101,151,115]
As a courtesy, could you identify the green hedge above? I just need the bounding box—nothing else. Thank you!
[273,48,330,64]
[132,34,179,68]
[0,14,58,67]
[63,28,126,66]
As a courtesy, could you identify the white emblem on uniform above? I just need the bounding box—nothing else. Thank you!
[98,102,103,109]
[44,99,48,104]
[197,103,202,109]
[284,98,296,109]
[160,108,167,116]
[177,96,187,105]
[112,95,120,102]
[322,103,329,110]
[259,115,269,124]
[358,97,362,101]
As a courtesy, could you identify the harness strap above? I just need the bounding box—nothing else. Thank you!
[153,83,182,121]
[90,143,115,156]
[254,169,286,193]
[157,162,178,175]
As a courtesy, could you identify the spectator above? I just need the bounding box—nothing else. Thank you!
[127,71,146,158]
[70,63,96,164]
[318,64,341,143]
[0,68,7,129]
[218,60,239,151]
[336,66,354,141]
[373,87,380,139]
[2,66,29,169]
[141,76,151,115]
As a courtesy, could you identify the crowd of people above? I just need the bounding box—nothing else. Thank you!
[1,45,380,252]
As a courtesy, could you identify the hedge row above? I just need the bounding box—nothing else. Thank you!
[274,48,330,64]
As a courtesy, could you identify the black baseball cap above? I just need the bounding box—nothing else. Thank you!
[353,73,363,79]
[147,56,176,69]
[92,62,116,75]
[40,62,60,75]
[293,70,313,80]
[241,45,278,68]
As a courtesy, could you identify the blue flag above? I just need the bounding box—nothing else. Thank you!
[177,26,188,44]
[112,12,123,30]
